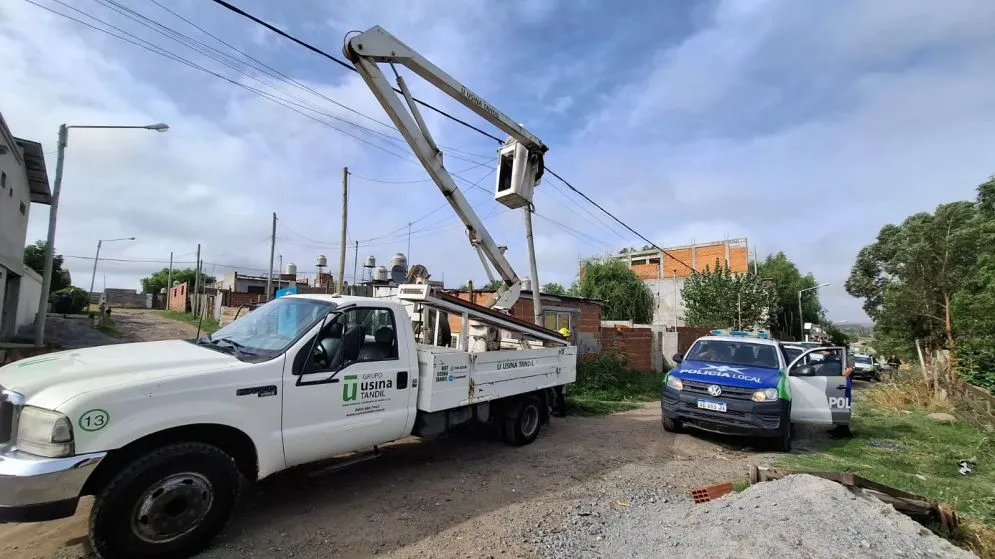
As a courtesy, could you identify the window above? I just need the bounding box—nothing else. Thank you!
[300,306,398,374]
[19,202,26,215]
[685,340,780,370]
[1,171,6,188]
[543,310,571,332]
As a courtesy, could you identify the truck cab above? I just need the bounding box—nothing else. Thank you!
[0,293,574,558]
[662,330,851,451]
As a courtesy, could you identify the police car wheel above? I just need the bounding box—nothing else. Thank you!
[662,415,682,433]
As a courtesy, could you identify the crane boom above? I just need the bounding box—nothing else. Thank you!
[344,25,547,312]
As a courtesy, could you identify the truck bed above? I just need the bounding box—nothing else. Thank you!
[415,344,577,412]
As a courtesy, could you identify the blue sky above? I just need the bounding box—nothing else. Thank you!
[2,0,994,322]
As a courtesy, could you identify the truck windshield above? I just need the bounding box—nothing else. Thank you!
[197,297,336,359]
[685,340,780,370]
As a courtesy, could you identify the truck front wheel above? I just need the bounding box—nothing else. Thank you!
[503,395,543,446]
[89,442,240,558]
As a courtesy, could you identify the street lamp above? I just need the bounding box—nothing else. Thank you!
[88,237,136,305]
[34,122,169,346]
[798,282,830,341]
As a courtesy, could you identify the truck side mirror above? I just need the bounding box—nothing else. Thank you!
[672,353,683,364]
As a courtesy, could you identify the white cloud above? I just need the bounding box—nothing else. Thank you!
[4,0,994,327]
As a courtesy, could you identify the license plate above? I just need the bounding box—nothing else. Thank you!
[697,399,727,412]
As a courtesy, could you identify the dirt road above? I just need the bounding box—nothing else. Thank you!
[109,309,201,342]
[0,403,784,559]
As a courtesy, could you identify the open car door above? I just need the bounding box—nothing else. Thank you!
[786,347,851,426]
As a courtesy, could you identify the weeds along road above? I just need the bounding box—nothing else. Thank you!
[0,402,815,559]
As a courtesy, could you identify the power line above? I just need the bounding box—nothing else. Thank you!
[204,0,505,143]
[113,0,493,163]
[201,0,696,271]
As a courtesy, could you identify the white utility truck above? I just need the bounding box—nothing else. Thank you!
[0,26,573,559]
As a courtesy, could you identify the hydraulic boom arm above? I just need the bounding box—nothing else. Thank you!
[344,26,547,312]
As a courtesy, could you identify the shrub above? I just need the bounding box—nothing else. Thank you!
[51,286,89,314]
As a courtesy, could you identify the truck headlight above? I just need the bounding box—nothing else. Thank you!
[666,375,684,391]
[752,388,779,402]
[16,406,74,458]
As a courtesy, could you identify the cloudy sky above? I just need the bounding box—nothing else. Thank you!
[2,0,994,321]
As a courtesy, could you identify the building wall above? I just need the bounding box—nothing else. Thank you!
[621,238,750,280]
[15,266,41,332]
[103,288,148,308]
[0,123,32,272]
[168,282,190,312]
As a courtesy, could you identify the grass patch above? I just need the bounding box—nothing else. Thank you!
[160,310,220,334]
[566,350,662,416]
[777,374,995,557]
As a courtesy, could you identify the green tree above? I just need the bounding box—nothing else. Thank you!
[577,259,654,323]
[846,177,995,389]
[23,240,70,292]
[681,259,776,330]
[140,268,216,294]
[755,251,825,338]
[541,282,566,295]
[845,200,983,349]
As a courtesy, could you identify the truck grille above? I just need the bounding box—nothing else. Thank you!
[683,380,756,400]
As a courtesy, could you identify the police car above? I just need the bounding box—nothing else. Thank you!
[662,329,852,451]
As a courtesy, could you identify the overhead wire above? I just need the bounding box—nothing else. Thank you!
[201,0,697,271]
[144,0,493,163]
[28,0,674,263]
[82,0,491,166]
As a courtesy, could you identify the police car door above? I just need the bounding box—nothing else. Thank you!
[786,347,851,425]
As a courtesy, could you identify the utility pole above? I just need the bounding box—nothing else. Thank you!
[193,243,201,316]
[352,240,359,285]
[167,251,173,294]
[266,212,276,300]
[338,167,348,293]
[407,222,412,260]
[33,124,67,346]
[523,208,542,326]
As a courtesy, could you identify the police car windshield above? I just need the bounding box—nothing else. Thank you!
[686,340,780,370]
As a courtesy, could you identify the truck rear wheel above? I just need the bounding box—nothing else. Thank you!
[503,395,543,446]
[89,442,240,558]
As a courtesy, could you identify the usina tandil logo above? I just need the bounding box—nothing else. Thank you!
[342,373,393,403]
[342,374,359,402]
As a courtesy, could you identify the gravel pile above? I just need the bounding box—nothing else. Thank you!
[529,474,976,559]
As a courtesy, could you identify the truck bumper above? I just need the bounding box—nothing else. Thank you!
[661,386,788,438]
[0,450,105,523]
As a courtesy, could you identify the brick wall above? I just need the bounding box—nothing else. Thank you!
[227,291,266,308]
[596,323,653,371]
[103,288,147,308]
[620,239,750,280]
[168,282,189,312]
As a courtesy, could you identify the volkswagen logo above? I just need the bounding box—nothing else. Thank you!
[707,384,722,397]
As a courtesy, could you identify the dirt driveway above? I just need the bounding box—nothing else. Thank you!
[109,309,202,342]
[0,402,792,559]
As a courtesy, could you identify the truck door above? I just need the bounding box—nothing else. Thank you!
[787,347,851,425]
[282,305,415,468]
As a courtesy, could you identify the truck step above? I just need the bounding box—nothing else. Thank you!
[307,446,382,478]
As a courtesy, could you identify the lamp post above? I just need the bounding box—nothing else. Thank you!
[797,282,830,341]
[88,237,136,306]
[34,122,168,346]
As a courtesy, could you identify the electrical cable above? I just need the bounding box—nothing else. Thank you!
[201,0,697,271]
[204,0,504,143]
